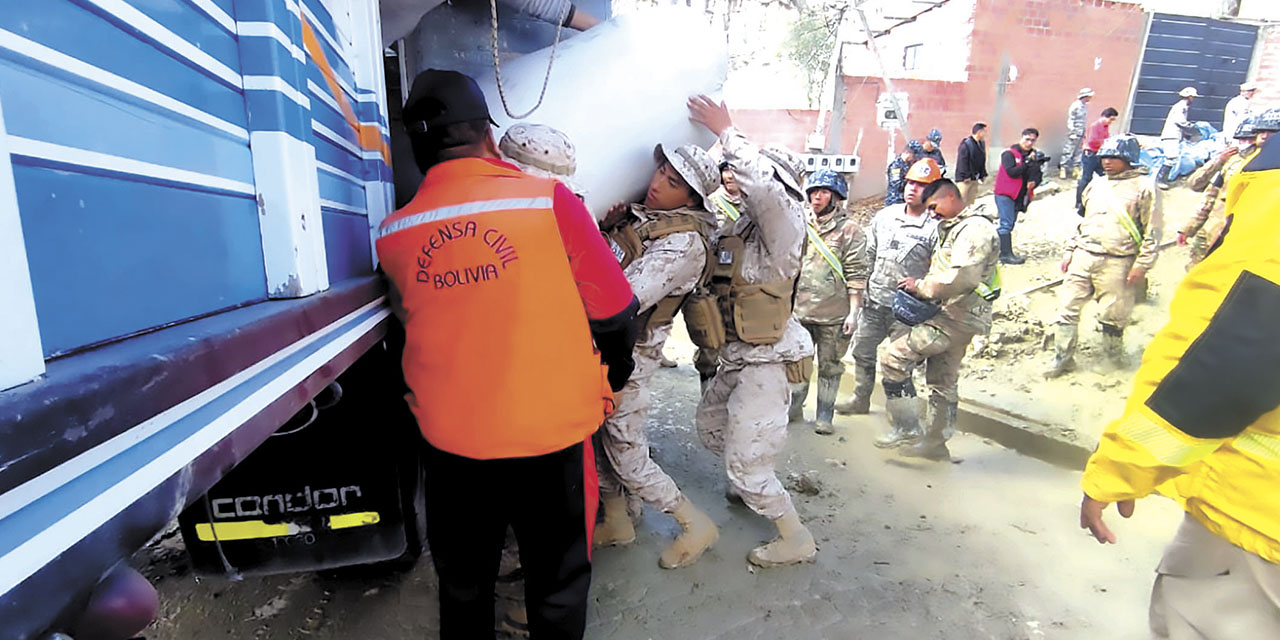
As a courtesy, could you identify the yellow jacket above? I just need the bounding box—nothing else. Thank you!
[1081,135,1280,565]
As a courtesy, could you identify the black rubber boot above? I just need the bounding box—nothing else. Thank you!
[876,378,922,448]
[813,376,840,435]
[835,365,875,415]
[999,233,1025,265]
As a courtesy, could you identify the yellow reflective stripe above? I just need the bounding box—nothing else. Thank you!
[711,193,741,221]
[329,511,381,530]
[1095,177,1144,245]
[805,224,845,283]
[1112,414,1222,466]
[932,252,1001,300]
[195,520,302,542]
[1232,431,1280,462]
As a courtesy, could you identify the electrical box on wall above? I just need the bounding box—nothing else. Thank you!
[800,153,860,174]
[876,92,909,129]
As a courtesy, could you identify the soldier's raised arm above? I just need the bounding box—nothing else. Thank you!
[688,95,806,273]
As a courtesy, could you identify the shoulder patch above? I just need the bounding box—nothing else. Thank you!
[1146,271,1280,439]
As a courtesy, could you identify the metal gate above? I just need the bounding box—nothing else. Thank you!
[1129,13,1258,136]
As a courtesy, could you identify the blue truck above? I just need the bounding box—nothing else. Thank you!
[0,0,606,637]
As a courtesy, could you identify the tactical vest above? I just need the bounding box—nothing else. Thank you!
[707,223,798,345]
[604,210,714,331]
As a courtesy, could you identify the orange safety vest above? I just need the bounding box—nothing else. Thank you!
[376,158,613,459]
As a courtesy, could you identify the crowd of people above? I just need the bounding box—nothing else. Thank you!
[377,68,1279,639]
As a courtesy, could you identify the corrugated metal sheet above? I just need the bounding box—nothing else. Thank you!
[1130,13,1258,136]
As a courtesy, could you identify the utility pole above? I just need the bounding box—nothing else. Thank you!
[851,0,911,141]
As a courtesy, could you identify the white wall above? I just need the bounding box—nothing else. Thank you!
[841,0,977,82]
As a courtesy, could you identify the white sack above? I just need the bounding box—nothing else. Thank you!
[477,7,729,216]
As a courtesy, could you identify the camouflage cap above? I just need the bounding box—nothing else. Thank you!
[1234,117,1258,140]
[500,123,584,194]
[1254,108,1280,133]
[760,145,805,194]
[654,143,719,206]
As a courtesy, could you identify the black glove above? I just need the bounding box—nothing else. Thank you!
[590,296,641,392]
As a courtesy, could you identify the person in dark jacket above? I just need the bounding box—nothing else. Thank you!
[884,139,924,206]
[920,128,947,175]
[992,127,1041,264]
[954,122,988,204]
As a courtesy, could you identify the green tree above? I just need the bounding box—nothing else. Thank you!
[784,6,842,108]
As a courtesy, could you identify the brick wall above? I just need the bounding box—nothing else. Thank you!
[1250,25,1280,111]
[735,0,1149,201]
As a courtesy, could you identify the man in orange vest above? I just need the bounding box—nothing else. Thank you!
[376,69,639,640]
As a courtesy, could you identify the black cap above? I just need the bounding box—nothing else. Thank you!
[402,69,495,134]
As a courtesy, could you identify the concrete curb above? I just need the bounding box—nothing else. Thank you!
[957,399,1094,470]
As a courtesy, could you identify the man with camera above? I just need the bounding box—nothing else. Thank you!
[992,127,1046,265]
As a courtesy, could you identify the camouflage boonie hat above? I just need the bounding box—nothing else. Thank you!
[500,123,584,195]
[654,143,719,207]
[760,144,804,194]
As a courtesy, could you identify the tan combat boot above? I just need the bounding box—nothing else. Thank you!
[658,496,719,569]
[593,495,636,548]
[747,506,817,567]
[1043,323,1078,379]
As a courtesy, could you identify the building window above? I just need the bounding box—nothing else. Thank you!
[903,44,922,70]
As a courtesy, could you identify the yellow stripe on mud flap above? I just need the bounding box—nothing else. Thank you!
[195,520,301,542]
[329,511,381,530]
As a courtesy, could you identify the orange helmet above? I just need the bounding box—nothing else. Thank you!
[905,158,942,184]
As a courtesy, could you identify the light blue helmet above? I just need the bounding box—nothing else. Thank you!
[804,169,849,200]
[1253,108,1280,133]
[1097,134,1140,165]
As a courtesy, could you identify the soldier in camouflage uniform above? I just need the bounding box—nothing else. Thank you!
[882,179,1001,462]
[835,158,942,420]
[1046,135,1162,378]
[885,139,924,206]
[1060,88,1093,179]
[697,161,747,388]
[688,95,818,568]
[593,144,721,569]
[789,169,869,435]
[1178,118,1259,268]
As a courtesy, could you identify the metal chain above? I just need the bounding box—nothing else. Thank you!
[489,0,568,120]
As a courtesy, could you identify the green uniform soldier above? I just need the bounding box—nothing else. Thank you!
[881,179,1001,461]
[1046,134,1162,377]
[789,169,869,435]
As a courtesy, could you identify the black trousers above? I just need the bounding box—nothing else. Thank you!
[423,438,597,640]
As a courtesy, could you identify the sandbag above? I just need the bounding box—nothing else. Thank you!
[477,7,729,216]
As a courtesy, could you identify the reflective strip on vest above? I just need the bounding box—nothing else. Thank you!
[933,248,1001,301]
[378,197,555,239]
[805,223,846,284]
[375,160,611,459]
[1093,177,1144,245]
[711,193,742,221]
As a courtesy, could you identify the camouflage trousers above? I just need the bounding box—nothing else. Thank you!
[850,301,910,373]
[1060,134,1083,171]
[596,341,683,513]
[695,362,793,520]
[1057,249,1137,329]
[801,322,853,379]
[694,346,720,381]
[881,321,976,404]
[1188,207,1228,267]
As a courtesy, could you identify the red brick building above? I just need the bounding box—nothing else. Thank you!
[735,0,1150,200]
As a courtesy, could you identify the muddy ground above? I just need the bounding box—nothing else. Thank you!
[139,331,1184,639]
[957,178,1202,451]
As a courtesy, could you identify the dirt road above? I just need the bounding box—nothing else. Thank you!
[141,348,1181,640]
